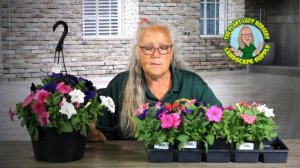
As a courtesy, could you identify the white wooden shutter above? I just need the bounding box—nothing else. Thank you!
[83,0,122,37]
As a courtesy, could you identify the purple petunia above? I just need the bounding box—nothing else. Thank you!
[84,90,96,101]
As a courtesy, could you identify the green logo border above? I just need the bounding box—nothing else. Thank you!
[223,18,271,65]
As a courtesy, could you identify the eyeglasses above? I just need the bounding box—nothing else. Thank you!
[137,45,173,55]
[241,34,253,38]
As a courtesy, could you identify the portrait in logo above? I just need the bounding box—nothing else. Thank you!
[223,18,271,65]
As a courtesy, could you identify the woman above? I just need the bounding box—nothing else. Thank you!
[230,25,263,59]
[88,19,221,141]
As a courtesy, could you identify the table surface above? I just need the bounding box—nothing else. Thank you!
[0,140,300,168]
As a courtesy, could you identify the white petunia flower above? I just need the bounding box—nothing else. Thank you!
[257,104,275,117]
[59,102,77,119]
[264,108,275,117]
[100,96,115,113]
[69,89,85,104]
[257,104,267,113]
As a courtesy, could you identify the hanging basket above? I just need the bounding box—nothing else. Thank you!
[31,128,86,162]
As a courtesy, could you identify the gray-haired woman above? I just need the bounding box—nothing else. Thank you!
[88,19,221,141]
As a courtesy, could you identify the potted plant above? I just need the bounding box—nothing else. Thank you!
[174,99,208,162]
[201,105,236,162]
[133,99,209,163]
[132,101,178,162]
[229,101,278,162]
[9,73,115,162]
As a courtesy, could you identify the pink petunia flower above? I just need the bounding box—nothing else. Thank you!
[135,103,149,116]
[155,102,162,108]
[39,112,50,126]
[56,82,72,94]
[206,106,223,122]
[8,107,14,122]
[22,92,36,107]
[35,89,51,102]
[172,113,181,129]
[160,114,174,129]
[32,101,46,114]
[240,114,256,124]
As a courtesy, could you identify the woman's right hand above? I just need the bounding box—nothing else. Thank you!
[87,121,107,142]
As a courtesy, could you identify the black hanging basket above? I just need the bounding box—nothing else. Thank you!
[31,128,86,162]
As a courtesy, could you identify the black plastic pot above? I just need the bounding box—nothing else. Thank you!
[204,139,231,163]
[147,144,173,162]
[31,128,86,162]
[177,148,202,163]
[260,138,289,163]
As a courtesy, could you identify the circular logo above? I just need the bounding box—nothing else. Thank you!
[223,18,270,65]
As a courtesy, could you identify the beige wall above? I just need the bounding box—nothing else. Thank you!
[1,0,246,81]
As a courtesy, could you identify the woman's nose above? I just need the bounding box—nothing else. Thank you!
[151,48,161,58]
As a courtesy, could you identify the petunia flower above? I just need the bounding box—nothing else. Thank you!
[240,113,256,124]
[56,82,72,94]
[100,96,115,113]
[8,107,14,122]
[32,101,46,114]
[69,89,85,104]
[22,92,36,107]
[239,101,250,108]
[84,90,96,101]
[160,114,173,129]
[59,102,77,119]
[39,112,50,126]
[205,106,223,122]
[41,83,57,92]
[137,109,149,120]
[172,113,181,129]
[257,104,275,117]
[35,89,51,102]
[155,102,162,109]
[165,103,173,111]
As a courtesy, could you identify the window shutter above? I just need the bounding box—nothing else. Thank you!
[83,0,122,37]
[83,0,97,36]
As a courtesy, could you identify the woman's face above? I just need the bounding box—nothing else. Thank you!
[137,26,173,79]
[241,28,253,45]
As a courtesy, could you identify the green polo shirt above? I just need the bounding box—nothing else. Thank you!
[238,43,256,59]
[97,66,222,140]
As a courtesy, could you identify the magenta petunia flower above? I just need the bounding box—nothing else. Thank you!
[205,106,223,122]
[22,92,36,107]
[32,101,46,114]
[56,82,72,94]
[240,113,256,124]
[160,114,173,129]
[39,112,50,126]
[172,113,181,129]
[35,89,51,102]
[8,107,14,122]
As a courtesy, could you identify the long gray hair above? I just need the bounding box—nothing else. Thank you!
[120,19,186,137]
